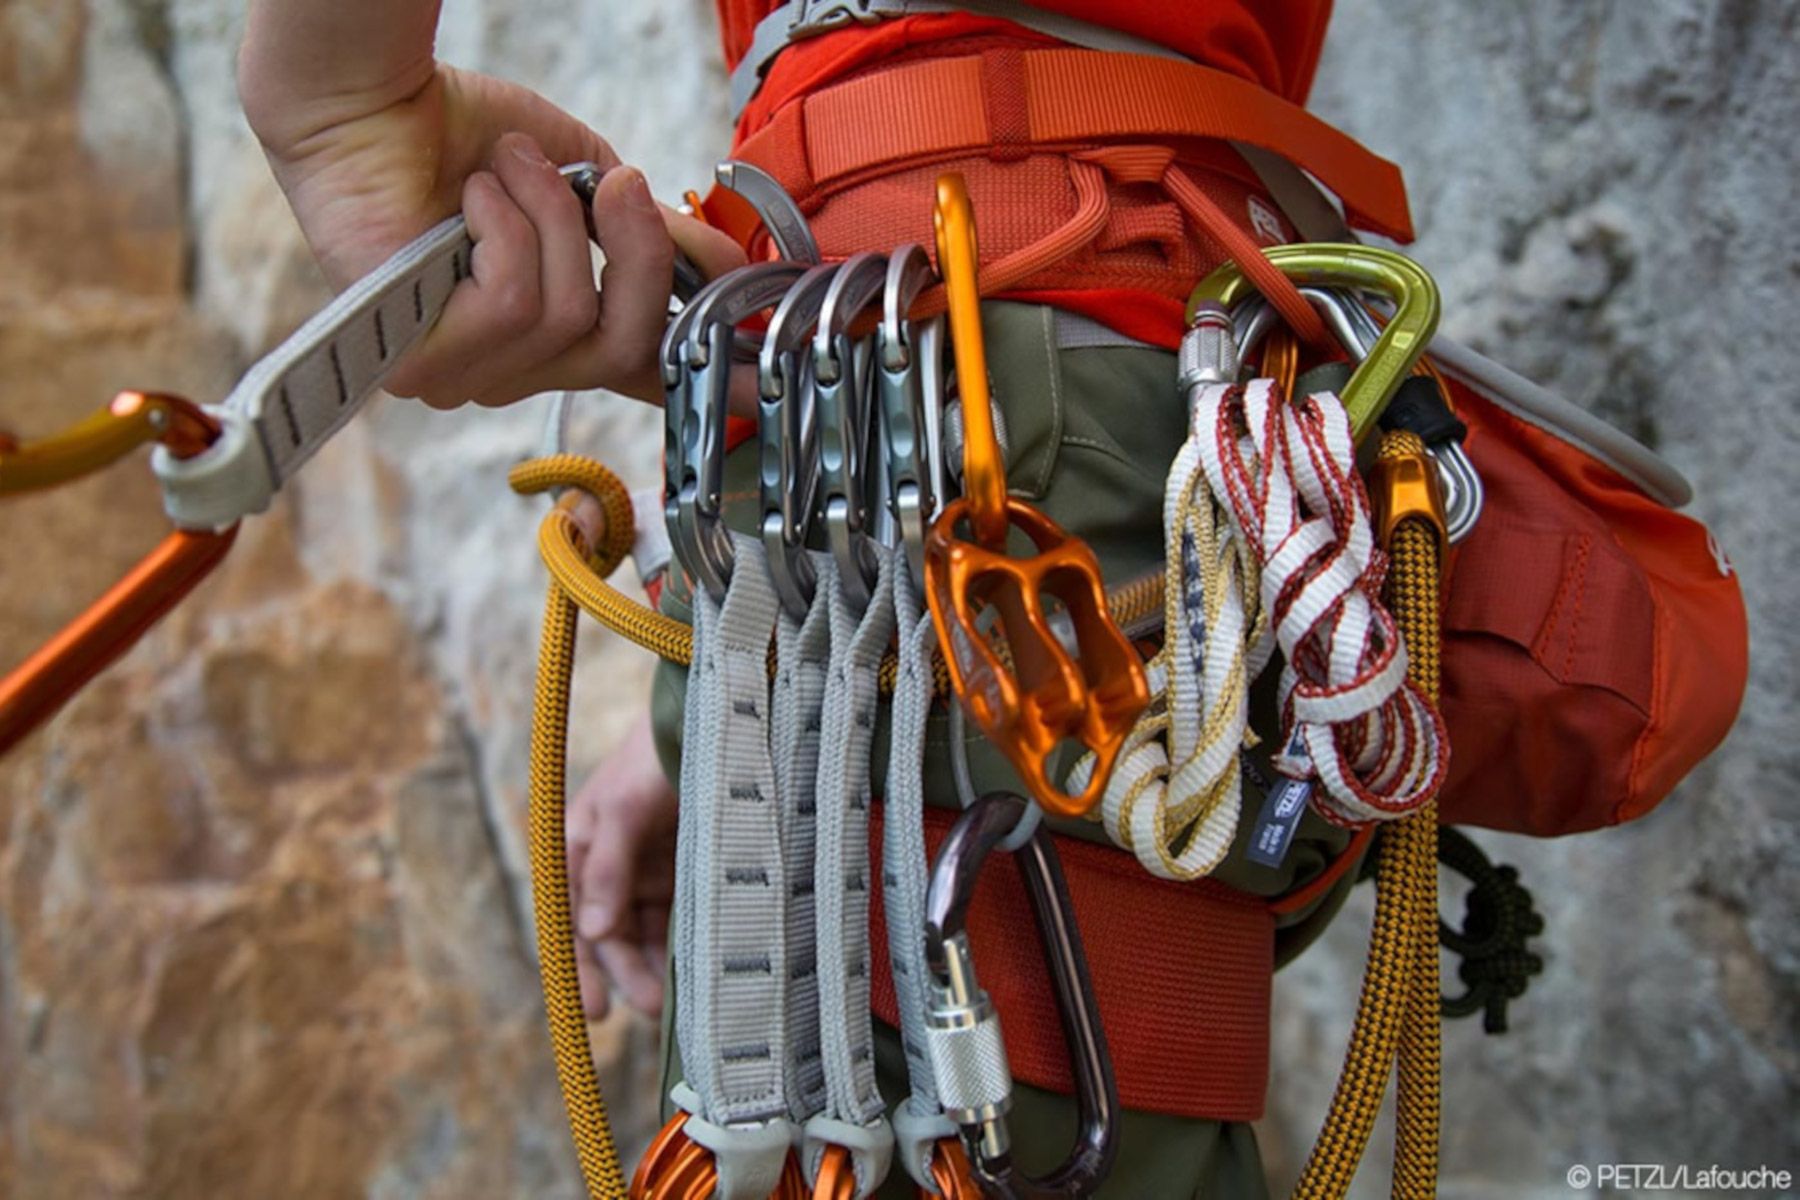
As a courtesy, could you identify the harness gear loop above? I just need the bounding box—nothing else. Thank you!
[923,173,1150,819]
[0,392,233,757]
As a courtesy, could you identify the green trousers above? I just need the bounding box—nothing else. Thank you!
[651,303,1363,1198]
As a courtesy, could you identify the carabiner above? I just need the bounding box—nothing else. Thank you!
[813,251,890,613]
[923,792,1119,1199]
[1186,244,1441,440]
[878,246,947,591]
[0,391,235,756]
[668,261,807,600]
[1231,285,1484,542]
[923,174,1148,819]
[758,261,843,617]
[565,161,710,303]
[716,159,822,266]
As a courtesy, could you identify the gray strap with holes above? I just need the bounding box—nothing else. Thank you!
[674,536,795,1197]
[154,210,474,529]
[805,548,898,1195]
[882,558,961,1191]
[770,552,836,1124]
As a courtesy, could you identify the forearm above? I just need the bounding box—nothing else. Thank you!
[239,0,443,157]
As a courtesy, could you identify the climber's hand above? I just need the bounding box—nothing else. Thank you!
[566,709,678,1021]
[238,2,744,409]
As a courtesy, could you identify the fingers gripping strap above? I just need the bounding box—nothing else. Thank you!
[1196,380,1448,826]
[884,564,959,1189]
[771,554,836,1123]
[809,548,898,1196]
[674,535,796,1197]
[155,211,473,530]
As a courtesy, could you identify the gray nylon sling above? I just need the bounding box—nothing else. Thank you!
[673,536,795,1199]
[805,548,899,1195]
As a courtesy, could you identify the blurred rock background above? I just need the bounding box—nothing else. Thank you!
[0,1,1792,1197]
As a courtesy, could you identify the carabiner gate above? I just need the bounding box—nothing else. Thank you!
[758,262,843,617]
[923,792,1118,1199]
[878,246,947,591]
[667,261,806,600]
[813,251,890,613]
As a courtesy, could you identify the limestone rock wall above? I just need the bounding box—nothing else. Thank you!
[0,1,1793,1197]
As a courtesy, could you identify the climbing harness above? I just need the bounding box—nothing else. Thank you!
[922,174,1150,820]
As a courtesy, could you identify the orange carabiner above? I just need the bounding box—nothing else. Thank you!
[0,391,234,757]
[922,175,1149,819]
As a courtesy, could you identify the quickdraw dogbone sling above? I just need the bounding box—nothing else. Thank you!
[0,2,1747,1197]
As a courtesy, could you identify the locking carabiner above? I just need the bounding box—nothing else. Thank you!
[1186,244,1441,440]
[923,174,1149,819]
[923,792,1119,1199]
[813,251,890,613]
[878,246,948,591]
[757,261,844,617]
[667,261,807,600]
[0,392,235,756]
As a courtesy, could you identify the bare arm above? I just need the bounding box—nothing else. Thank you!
[238,0,742,407]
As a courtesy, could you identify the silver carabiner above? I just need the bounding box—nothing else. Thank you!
[1233,286,1485,543]
[813,251,890,612]
[715,159,821,265]
[670,261,806,600]
[878,246,947,591]
[565,162,709,302]
[757,262,842,617]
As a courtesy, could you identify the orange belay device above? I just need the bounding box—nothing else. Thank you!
[922,173,1149,818]
[0,391,237,755]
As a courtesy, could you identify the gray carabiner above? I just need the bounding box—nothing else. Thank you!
[671,261,807,600]
[1232,286,1484,543]
[878,246,947,591]
[565,162,709,302]
[923,792,1119,1199]
[715,159,821,265]
[757,262,843,617]
[812,251,890,612]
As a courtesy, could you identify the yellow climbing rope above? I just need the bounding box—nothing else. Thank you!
[1292,429,1445,1200]
[514,455,635,1200]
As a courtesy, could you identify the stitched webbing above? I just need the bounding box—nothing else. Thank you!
[771,553,836,1126]
[675,536,794,1197]
[807,550,899,1195]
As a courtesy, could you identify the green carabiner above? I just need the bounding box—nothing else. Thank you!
[1185,244,1442,439]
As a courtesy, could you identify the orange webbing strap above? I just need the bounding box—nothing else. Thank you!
[731,49,1414,243]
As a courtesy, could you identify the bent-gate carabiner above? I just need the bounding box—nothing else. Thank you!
[813,251,890,613]
[668,261,807,600]
[923,792,1119,1199]
[879,246,947,591]
[758,261,843,617]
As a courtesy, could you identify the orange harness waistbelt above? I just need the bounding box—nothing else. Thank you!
[869,804,1273,1122]
[732,48,1414,243]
